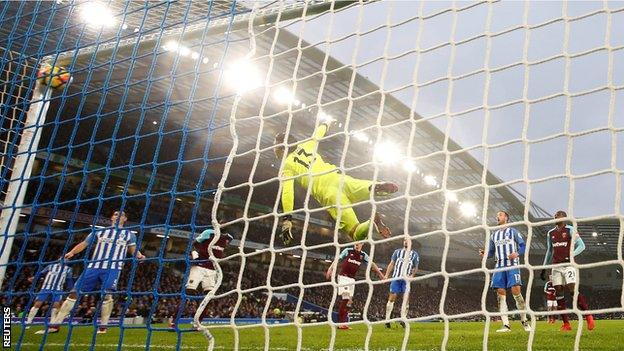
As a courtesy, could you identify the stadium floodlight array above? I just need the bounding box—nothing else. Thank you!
[0,1,623,351]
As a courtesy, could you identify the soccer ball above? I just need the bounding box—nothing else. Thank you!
[37,65,72,89]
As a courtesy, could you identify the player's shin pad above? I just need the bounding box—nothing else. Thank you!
[352,220,371,241]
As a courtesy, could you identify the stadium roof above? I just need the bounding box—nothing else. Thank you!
[3,1,619,259]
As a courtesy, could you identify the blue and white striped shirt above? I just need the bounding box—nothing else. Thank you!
[40,263,73,291]
[487,227,526,268]
[390,248,419,278]
[85,228,137,270]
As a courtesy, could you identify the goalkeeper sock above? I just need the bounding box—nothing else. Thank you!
[51,307,59,321]
[497,294,510,326]
[352,221,371,241]
[512,293,527,322]
[26,307,39,324]
[52,298,76,326]
[385,301,394,321]
[100,299,114,327]
[556,296,570,323]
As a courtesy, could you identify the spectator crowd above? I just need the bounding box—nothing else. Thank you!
[3,240,623,325]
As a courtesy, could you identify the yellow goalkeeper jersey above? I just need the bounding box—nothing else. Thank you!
[280,123,338,213]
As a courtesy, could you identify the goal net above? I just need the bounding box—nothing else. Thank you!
[1,1,623,350]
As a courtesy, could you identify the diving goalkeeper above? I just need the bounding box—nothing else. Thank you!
[274,119,398,244]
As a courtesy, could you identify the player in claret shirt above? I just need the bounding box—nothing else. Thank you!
[326,242,384,330]
[540,210,594,331]
[170,227,234,329]
[544,279,557,324]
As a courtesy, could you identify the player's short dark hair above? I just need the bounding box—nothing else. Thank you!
[554,210,567,218]
[498,210,509,219]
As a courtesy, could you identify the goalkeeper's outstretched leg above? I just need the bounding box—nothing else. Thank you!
[342,175,398,240]
[327,178,398,241]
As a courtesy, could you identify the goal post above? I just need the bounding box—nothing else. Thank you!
[0,48,52,288]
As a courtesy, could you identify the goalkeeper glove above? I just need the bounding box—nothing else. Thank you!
[280,216,293,245]
[540,269,547,281]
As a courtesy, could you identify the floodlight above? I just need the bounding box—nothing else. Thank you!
[446,191,458,202]
[460,202,477,217]
[423,175,437,186]
[352,131,369,143]
[274,87,295,104]
[374,142,401,164]
[402,160,417,173]
[318,110,335,123]
[225,59,263,93]
[80,2,116,29]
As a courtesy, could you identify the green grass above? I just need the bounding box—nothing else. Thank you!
[12,320,624,350]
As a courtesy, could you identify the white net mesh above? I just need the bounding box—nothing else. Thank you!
[1,1,622,350]
[211,1,624,350]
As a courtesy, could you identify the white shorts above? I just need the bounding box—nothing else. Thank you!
[551,265,577,286]
[337,275,355,298]
[186,266,218,292]
[547,300,558,308]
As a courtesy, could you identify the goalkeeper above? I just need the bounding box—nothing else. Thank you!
[274,119,398,244]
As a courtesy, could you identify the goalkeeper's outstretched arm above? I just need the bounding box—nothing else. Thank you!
[278,122,331,214]
[276,122,332,244]
[280,169,295,215]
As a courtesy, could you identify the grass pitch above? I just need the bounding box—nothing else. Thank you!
[13,320,624,350]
